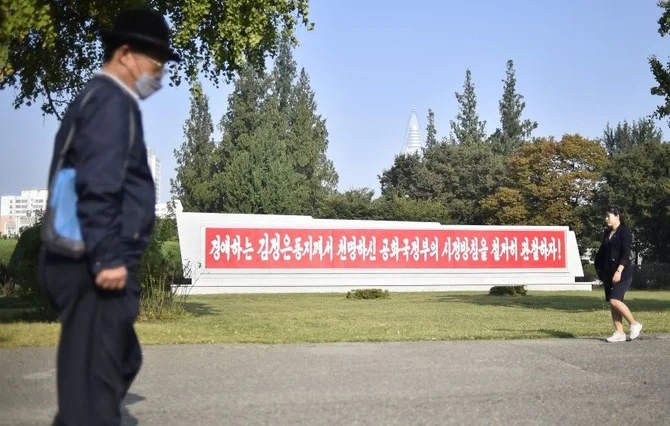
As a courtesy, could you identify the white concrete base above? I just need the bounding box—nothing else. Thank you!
[173,281,594,295]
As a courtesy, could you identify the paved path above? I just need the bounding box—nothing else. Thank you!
[2,336,670,425]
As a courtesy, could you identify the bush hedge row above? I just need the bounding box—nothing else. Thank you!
[0,239,18,286]
[3,219,185,321]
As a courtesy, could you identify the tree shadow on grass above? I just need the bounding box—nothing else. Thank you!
[0,296,28,309]
[1,300,219,322]
[0,308,53,324]
[492,328,576,338]
[184,301,217,317]
[432,293,670,313]
[0,296,37,323]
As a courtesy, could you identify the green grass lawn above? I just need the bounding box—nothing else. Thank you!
[1,290,669,348]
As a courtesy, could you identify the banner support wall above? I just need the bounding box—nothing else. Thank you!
[176,212,590,294]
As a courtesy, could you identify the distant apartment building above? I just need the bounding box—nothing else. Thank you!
[147,148,161,203]
[155,199,183,218]
[0,189,48,236]
[2,151,174,236]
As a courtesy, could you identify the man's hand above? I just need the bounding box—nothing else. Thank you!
[95,266,128,290]
[612,270,622,284]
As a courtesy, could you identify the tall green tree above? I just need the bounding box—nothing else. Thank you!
[489,60,537,155]
[602,139,670,262]
[0,0,312,118]
[272,33,297,114]
[425,108,438,149]
[601,117,663,155]
[178,38,338,216]
[449,69,486,146]
[217,65,270,169]
[268,36,338,215]
[378,153,430,199]
[288,68,339,214]
[650,0,670,123]
[423,143,504,225]
[171,81,219,212]
[217,90,304,214]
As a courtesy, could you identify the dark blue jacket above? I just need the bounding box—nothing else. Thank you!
[595,224,633,283]
[46,74,156,274]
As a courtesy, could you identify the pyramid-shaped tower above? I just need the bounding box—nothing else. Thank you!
[402,110,423,156]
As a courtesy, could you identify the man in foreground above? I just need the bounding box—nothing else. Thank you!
[39,8,179,425]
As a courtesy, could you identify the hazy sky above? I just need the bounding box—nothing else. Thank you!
[1,0,667,203]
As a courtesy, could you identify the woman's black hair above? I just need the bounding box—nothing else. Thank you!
[606,206,625,225]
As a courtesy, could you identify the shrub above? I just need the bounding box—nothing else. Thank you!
[7,225,56,320]
[576,263,598,282]
[153,217,178,242]
[138,238,189,321]
[632,262,670,289]
[160,240,184,281]
[0,264,9,287]
[489,285,527,296]
[3,220,189,322]
[0,239,17,286]
[0,280,17,297]
[10,226,190,321]
[346,288,390,300]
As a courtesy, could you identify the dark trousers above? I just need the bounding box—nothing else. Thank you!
[40,250,142,426]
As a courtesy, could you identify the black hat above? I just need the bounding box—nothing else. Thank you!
[101,9,180,62]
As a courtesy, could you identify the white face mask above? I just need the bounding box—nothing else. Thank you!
[135,69,163,100]
[126,53,164,100]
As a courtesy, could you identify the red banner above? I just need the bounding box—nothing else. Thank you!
[204,228,567,269]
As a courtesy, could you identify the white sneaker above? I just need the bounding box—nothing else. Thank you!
[629,323,643,340]
[606,332,627,342]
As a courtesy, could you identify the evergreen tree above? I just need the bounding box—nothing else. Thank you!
[650,1,670,124]
[272,33,297,114]
[288,68,339,214]
[217,65,269,169]
[183,39,339,216]
[378,153,428,199]
[423,143,504,225]
[317,188,376,220]
[449,69,486,146]
[218,95,304,214]
[603,139,670,262]
[425,108,438,148]
[171,82,219,212]
[215,65,290,213]
[490,60,537,155]
[602,117,663,155]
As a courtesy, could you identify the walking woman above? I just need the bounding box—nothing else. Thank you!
[595,206,642,342]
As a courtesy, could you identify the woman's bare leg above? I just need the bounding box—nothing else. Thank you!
[610,299,638,327]
[610,304,624,333]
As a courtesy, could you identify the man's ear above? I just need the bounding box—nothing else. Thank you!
[115,44,133,65]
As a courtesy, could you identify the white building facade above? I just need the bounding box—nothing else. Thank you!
[147,148,161,203]
[155,199,183,218]
[0,189,48,236]
[1,187,179,236]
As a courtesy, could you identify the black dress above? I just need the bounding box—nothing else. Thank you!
[594,224,633,301]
